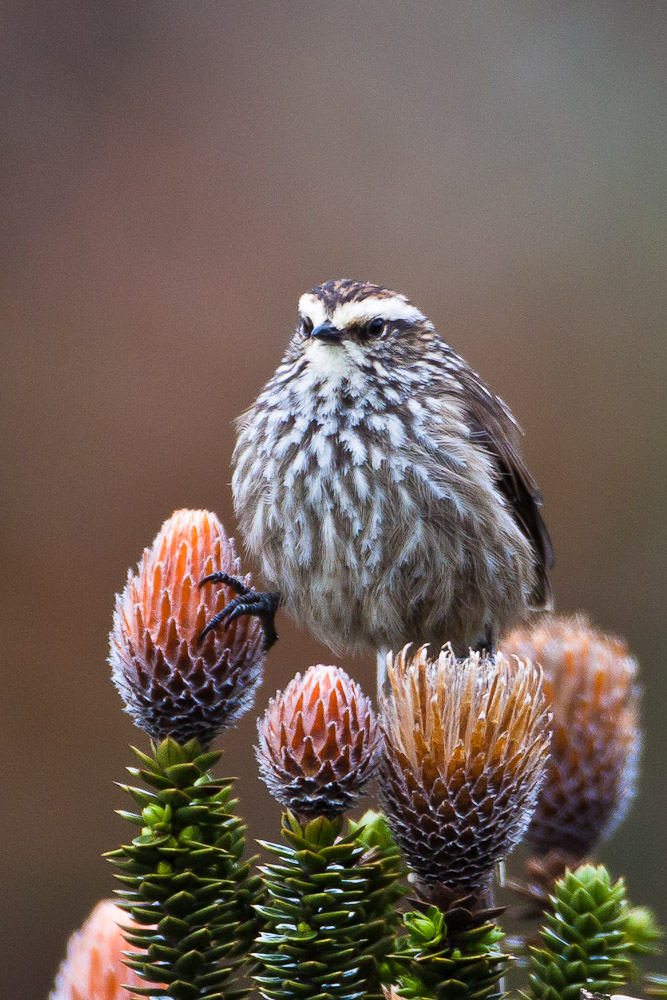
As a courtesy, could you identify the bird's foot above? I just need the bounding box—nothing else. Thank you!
[472,623,496,657]
[198,572,279,651]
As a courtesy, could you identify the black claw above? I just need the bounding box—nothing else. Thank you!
[472,623,496,657]
[198,610,227,644]
[223,604,247,627]
[217,595,248,623]
[198,576,280,652]
[258,610,279,652]
[199,571,250,597]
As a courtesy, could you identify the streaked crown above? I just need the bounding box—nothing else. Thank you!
[297,278,428,343]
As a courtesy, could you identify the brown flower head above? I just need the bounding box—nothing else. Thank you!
[379,645,550,896]
[49,900,164,1000]
[110,509,265,746]
[501,614,640,860]
[256,664,382,819]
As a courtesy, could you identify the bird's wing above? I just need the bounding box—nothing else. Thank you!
[449,357,554,609]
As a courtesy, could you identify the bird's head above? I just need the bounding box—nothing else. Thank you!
[291,279,434,379]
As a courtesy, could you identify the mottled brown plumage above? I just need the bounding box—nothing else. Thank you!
[452,365,553,609]
[232,279,552,657]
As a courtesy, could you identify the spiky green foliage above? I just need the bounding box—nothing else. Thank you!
[646,972,667,996]
[347,810,407,982]
[106,738,262,1000]
[347,809,399,852]
[622,904,665,991]
[253,810,406,1000]
[625,904,664,958]
[529,864,631,1000]
[390,903,509,1000]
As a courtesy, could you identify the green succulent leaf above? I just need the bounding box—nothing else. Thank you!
[529,864,633,1000]
[108,737,263,1000]
[391,900,510,1000]
[253,810,405,1000]
[625,905,665,957]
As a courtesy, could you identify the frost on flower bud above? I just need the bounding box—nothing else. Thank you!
[256,664,382,820]
[379,645,550,897]
[110,509,265,746]
[49,900,163,1000]
[501,614,640,860]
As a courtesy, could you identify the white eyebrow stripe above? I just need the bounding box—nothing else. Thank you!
[332,296,425,327]
[298,294,327,328]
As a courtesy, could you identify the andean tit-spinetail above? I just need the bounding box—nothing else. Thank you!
[219,278,553,659]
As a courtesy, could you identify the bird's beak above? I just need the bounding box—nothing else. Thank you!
[310,322,342,344]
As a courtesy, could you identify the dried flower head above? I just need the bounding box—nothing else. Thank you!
[49,900,163,1000]
[110,509,266,746]
[379,645,550,896]
[501,614,640,860]
[256,664,382,819]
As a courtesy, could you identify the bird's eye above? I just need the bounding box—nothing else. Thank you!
[301,316,313,336]
[367,317,385,336]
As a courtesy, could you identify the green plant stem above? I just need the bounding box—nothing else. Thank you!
[390,902,510,1000]
[528,864,631,1000]
[254,810,405,1000]
[106,737,262,1000]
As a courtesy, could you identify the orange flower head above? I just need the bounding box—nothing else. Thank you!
[256,664,382,819]
[49,900,163,1000]
[110,509,266,746]
[501,614,640,860]
[379,645,550,895]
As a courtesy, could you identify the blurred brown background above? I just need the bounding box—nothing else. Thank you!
[2,2,666,996]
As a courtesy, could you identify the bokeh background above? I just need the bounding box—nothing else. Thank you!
[2,2,666,996]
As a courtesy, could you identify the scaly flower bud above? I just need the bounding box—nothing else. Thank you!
[501,615,640,860]
[110,508,266,746]
[256,664,382,819]
[379,645,550,897]
[49,900,164,1000]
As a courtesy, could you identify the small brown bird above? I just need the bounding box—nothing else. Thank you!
[211,279,552,660]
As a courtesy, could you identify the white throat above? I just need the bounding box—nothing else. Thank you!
[304,339,360,385]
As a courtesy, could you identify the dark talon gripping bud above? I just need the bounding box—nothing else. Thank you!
[199,573,279,651]
[199,571,250,597]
